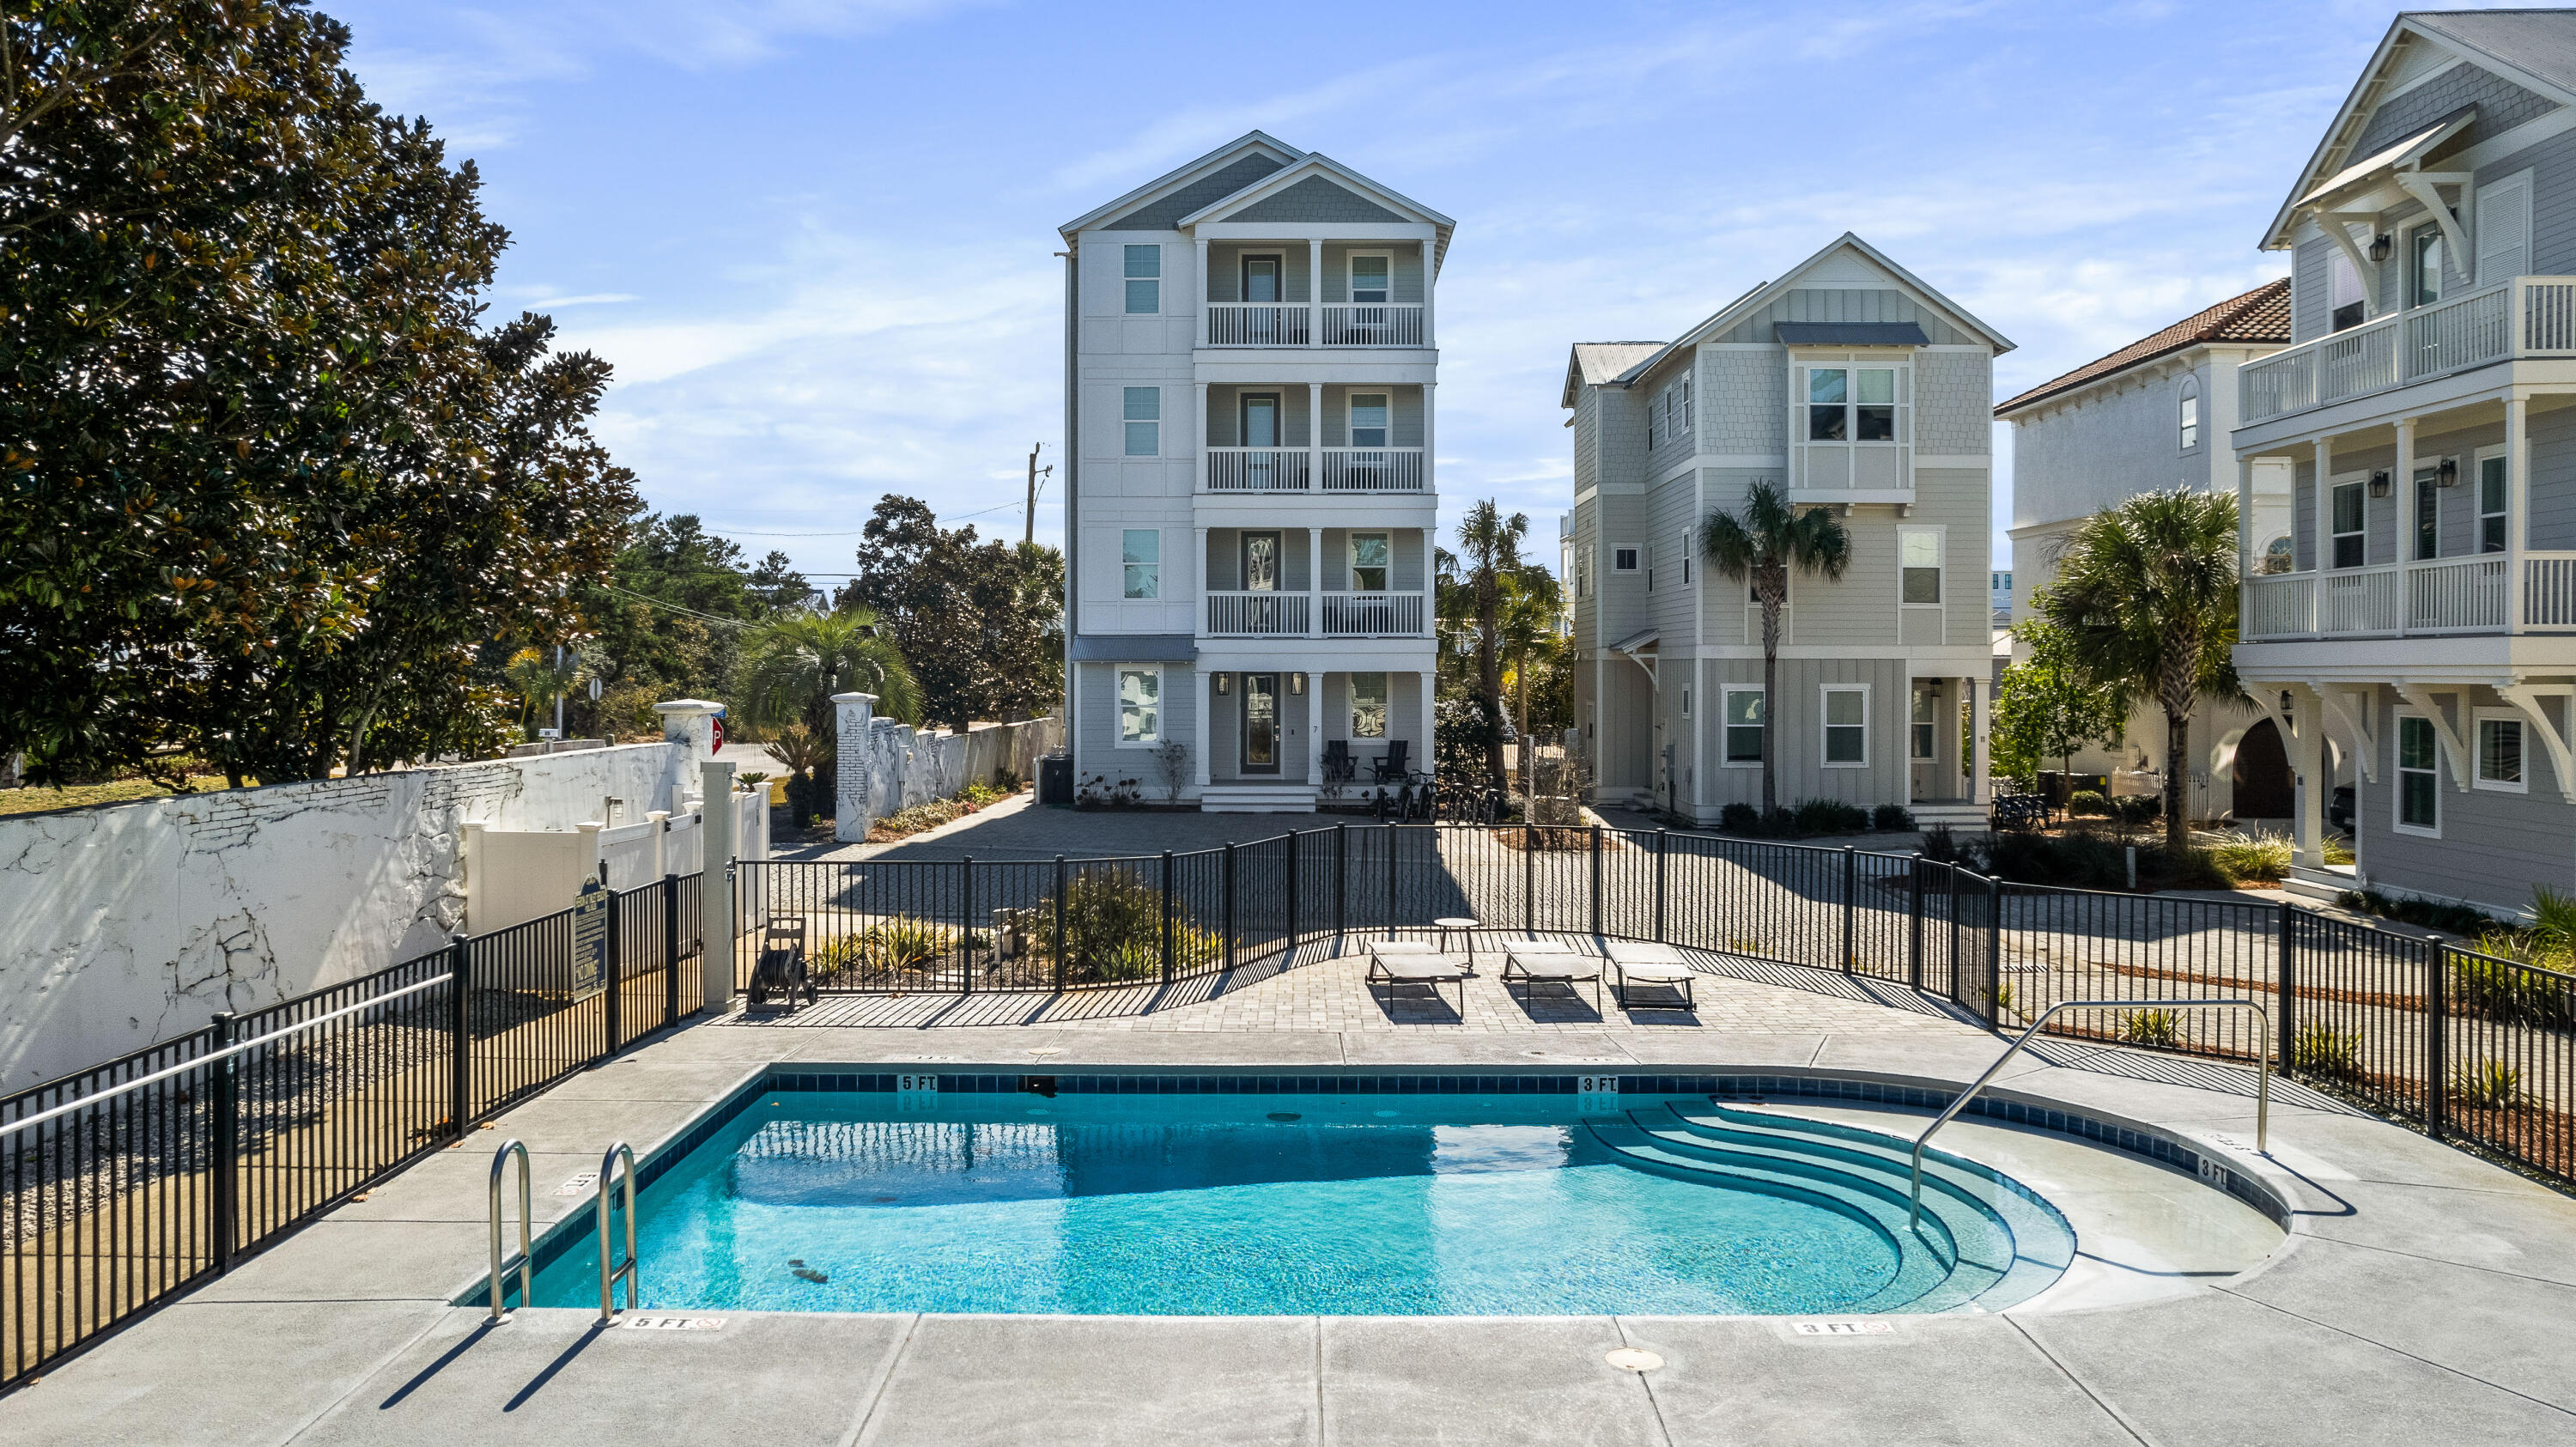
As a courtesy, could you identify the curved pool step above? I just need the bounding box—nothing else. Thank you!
[1580,1118,2001,1313]
[1663,1103,2076,1311]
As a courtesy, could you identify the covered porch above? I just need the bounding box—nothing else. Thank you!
[1191,654,1435,812]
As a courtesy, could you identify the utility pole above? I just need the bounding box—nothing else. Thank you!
[1024,444,1052,545]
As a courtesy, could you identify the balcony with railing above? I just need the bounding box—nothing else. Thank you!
[2239,276,2576,425]
[1202,447,1425,493]
[1204,590,1428,638]
[2241,552,2576,640]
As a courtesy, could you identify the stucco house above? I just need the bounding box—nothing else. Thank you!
[1055,133,1449,811]
[2232,9,2576,915]
[1563,234,2011,826]
[1996,282,2294,824]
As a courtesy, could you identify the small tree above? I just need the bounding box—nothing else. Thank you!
[1701,482,1852,813]
[1992,611,2129,793]
[2039,489,2240,852]
[736,608,918,802]
[1434,501,1535,793]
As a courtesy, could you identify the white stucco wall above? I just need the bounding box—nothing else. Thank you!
[0,741,703,1092]
[832,694,1065,841]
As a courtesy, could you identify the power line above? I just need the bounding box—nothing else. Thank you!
[597,582,761,629]
[707,496,1031,536]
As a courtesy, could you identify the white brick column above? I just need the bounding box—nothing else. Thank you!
[1195,235,1211,348]
[1195,381,1211,491]
[2508,392,2529,630]
[699,760,736,1010]
[831,691,878,843]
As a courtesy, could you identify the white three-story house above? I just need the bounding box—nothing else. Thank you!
[2232,9,2576,915]
[1564,234,2013,825]
[1058,133,1451,811]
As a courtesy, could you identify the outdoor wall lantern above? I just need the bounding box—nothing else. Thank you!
[1216,673,1230,696]
[2438,457,2461,488]
[2368,233,2394,261]
[1290,673,1305,695]
[2369,469,2391,497]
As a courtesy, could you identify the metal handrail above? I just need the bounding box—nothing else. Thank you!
[597,1141,640,1322]
[1908,998,2270,1230]
[487,1139,532,1323]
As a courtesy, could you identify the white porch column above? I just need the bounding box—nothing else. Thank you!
[2292,688,2325,869]
[2237,456,2256,631]
[1422,238,1435,347]
[1419,671,1437,777]
[2395,416,2416,573]
[1969,676,1991,805]
[1308,381,1322,488]
[1194,381,1211,491]
[2312,435,2331,574]
[699,760,736,1011]
[1194,526,1210,637]
[1308,526,1324,638]
[1309,237,1323,345]
[2508,392,2530,630]
[1195,235,1211,348]
[1306,669,1325,789]
[1194,669,1213,792]
[1423,381,1436,493]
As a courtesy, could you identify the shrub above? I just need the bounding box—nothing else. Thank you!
[2206,830,2292,886]
[2451,1059,2529,1110]
[1918,824,1978,869]
[2450,950,2576,1030]
[807,918,957,980]
[2118,1008,2181,1047]
[1030,868,1221,984]
[2289,1021,2362,1079]
[1717,802,1762,836]
[1872,803,1914,833]
[1791,798,1869,836]
[2067,789,2108,816]
[2336,889,2502,939]
[2111,794,2160,825]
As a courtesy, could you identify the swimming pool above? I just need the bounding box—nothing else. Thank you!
[504,1083,2076,1316]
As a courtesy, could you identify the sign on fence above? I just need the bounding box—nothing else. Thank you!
[569,879,610,1000]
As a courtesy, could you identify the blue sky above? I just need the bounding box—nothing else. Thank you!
[323,0,2422,583]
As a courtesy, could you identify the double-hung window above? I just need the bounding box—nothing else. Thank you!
[2329,246,2366,331]
[1123,387,1160,457]
[1348,254,1389,303]
[1117,667,1161,745]
[1121,530,1159,599]
[1349,532,1390,592]
[1899,529,1941,605]
[2397,714,2439,833]
[1348,393,1388,447]
[1123,244,1161,313]
[1911,690,1936,761]
[1350,672,1388,738]
[2330,481,2365,568]
[2478,451,2508,553]
[1652,374,1692,448]
[1821,686,1868,766]
[2478,713,2525,792]
[1723,689,1765,765]
[1679,530,1692,586]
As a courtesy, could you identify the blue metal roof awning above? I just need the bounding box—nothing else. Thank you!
[1774,322,1930,346]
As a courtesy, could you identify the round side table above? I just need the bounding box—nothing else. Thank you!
[1432,916,1480,967]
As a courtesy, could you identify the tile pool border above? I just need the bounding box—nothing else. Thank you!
[482,1061,2293,1304]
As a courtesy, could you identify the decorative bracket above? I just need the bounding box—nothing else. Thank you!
[2395,683,2474,793]
[2313,686,2379,785]
[2395,170,2473,268]
[2314,212,2383,319]
[2494,680,2576,804]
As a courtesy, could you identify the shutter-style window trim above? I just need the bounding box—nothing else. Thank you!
[2476,171,2532,287]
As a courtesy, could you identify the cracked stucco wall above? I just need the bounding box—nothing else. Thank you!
[0,742,696,1092]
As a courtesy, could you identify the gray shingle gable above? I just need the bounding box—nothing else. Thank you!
[2354,59,2559,158]
[1106,155,1287,231]
[1220,175,1408,225]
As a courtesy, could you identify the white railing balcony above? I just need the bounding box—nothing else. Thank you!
[2242,553,2576,640]
[2240,276,2576,424]
[2525,552,2576,628]
[2406,554,2508,633]
[1206,592,1309,636]
[2320,563,2403,635]
[1321,592,1426,636]
[1206,448,1310,491]
[1319,447,1425,491]
[1319,303,1425,347]
[1206,303,1309,347]
[2245,571,2315,639]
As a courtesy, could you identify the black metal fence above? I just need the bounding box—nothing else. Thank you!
[11,823,2575,1395]
[2,872,706,1390]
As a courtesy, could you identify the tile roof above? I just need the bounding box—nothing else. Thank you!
[1993,279,2291,416]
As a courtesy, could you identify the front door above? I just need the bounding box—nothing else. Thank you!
[1910,685,1939,799]
[1242,673,1280,774]
[1240,394,1279,487]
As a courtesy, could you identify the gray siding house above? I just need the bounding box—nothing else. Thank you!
[1057,133,1451,810]
[1564,235,2012,826]
[1996,282,2293,823]
[2233,10,2576,915]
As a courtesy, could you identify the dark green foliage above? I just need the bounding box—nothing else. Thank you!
[1717,802,1761,835]
[1433,500,1540,790]
[1984,830,2230,891]
[1434,694,1501,791]
[574,514,810,737]
[836,497,1063,733]
[2068,790,2108,816]
[2336,890,2506,939]
[1919,824,1976,867]
[2447,954,2575,1030]
[1872,804,1914,833]
[1792,798,1869,835]
[2111,794,2160,825]
[1700,482,1852,814]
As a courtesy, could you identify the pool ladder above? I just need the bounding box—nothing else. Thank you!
[483,1138,646,1323]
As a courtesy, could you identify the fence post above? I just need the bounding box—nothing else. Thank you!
[1984,874,2003,1029]
[1523,824,1536,935]
[1161,850,1176,985]
[1841,846,1857,973]
[663,873,682,1030]
[961,857,976,997]
[1054,855,1068,993]
[1224,842,1239,971]
[1285,830,1300,955]
[2426,939,2448,1140]
[209,1012,239,1274]
[1589,824,1604,937]
[447,933,471,1137]
[2275,901,2296,1072]
[1335,824,1348,937]
[600,885,622,1062]
[1907,853,1924,992]
[1654,829,1668,943]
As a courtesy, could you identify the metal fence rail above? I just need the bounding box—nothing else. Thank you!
[10,823,2575,1395]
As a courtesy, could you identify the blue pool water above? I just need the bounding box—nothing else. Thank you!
[516,1091,2068,1316]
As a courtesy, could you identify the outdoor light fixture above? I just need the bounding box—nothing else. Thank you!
[2438,457,2461,488]
[1290,672,1305,695]
[2369,469,2391,497]
[2368,233,2393,261]
[1216,673,1231,696]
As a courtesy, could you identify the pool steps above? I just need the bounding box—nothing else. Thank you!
[1582,1103,2076,1313]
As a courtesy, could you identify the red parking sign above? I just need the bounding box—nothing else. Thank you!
[712,716,726,752]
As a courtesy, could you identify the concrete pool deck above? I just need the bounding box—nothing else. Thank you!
[5,946,2573,1447]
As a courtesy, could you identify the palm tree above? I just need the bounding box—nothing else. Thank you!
[735,609,920,798]
[2039,488,2239,854]
[1700,481,1852,814]
[1435,502,1532,790]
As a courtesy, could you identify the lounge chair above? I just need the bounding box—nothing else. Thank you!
[1500,940,1601,1012]
[1365,952,1468,1015]
[1604,940,1697,1011]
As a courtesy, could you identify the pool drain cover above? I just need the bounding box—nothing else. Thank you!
[1605,1349,1662,1372]
[1267,1112,1302,1122]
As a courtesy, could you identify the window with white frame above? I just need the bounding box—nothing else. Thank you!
[2396,713,2439,834]
[1807,366,1898,441]
[2178,385,2199,452]
[2477,711,2526,793]
[1650,373,1692,449]
[1899,529,1941,605]
[1679,529,1692,586]
[1613,547,1638,572]
[2415,465,2441,561]
[1123,244,1160,313]
[1349,532,1390,592]
[1821,685,1868,766]
[2409,225,2445,308]
[2328,246,2366,331]
[1911,689,1936,760]
[1117,666,1161,745]
[1680,686,1692,717]
[2330,480,2365,568]
[1121,530,1159,599]
[1347,252,1389,303]
[1348,392,1389,447]
[1644,542,1654,593]
[2478,449,2508,554]
[1350,672,1388,738]
[1123,387,1159,456]
[1722,688,1764,764]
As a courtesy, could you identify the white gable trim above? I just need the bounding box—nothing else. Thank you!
[1174,153,1456,270]
[1057,131,1305,238]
